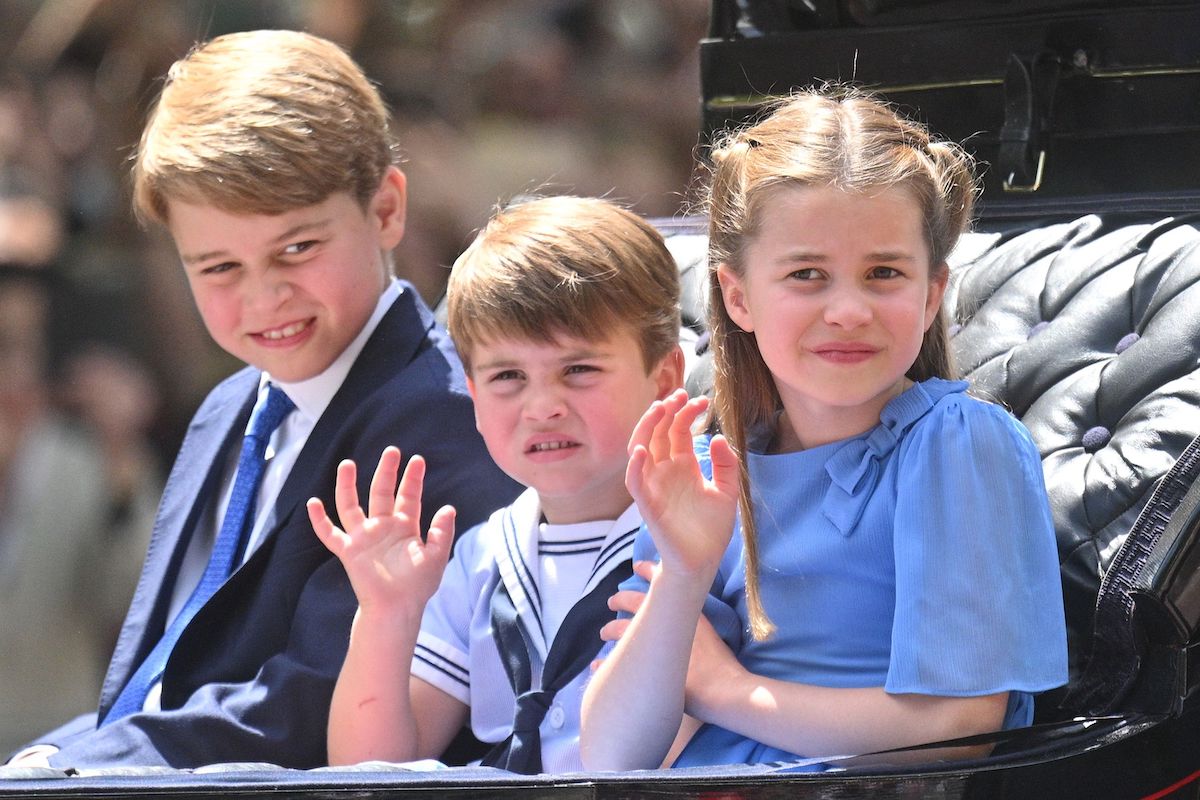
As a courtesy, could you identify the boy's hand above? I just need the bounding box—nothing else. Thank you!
[625,390,739,578]
[307,446,455,618]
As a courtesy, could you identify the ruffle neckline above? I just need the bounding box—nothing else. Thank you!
[749,378,969,537]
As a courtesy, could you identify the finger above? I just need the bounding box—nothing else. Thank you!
[646,392,686,462]
[607,589,647,615]
[367,446,402,519]
[394,454,427,522]
[632,560,661,583]
[590,657,605,673]
[669,396,709,459]
[598,618,631,642]
[627,400,666,457]
[306,497,341,552]
[424,505,456,567]
[333,459,365,531]
[708,434,742,500]
[625,444,649,506]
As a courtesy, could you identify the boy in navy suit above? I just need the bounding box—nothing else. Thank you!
[7,29,519,770]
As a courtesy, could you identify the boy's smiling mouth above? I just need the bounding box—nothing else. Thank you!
[257,319,313,342]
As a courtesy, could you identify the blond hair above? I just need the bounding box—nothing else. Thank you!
[447,196,681,373]
[705,88,978,639]
[132,29,397,226]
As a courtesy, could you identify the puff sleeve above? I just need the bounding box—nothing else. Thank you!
[886,395,1068,712]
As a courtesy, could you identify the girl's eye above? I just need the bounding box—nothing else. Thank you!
[869,266,903,279]
[787,268,822,281]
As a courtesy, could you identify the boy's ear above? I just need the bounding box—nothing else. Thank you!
[717,263,754,333]
[652,345,686,400]
[373,166,407,250]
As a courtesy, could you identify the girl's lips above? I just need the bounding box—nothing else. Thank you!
[811,344,878,364]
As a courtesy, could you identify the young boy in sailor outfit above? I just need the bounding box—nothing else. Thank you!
[308,196,685,774]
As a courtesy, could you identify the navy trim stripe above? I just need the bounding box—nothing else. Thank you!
[589,526,639,584]
[539,544,603,556]
[414,645,469,689]
[538,534,607,547]
[502,508,544,635]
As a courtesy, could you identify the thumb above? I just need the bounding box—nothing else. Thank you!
[707,434,741,499]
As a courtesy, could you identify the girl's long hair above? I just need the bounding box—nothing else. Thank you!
[703,87,978,639]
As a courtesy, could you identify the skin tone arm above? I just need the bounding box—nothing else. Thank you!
[684,602,1008,758]
[580,390,741,771]
[307,447,468,765]
[607,585,1007,759]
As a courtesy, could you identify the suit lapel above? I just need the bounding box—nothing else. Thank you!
[271,287,429,536]
[99,370,257,713]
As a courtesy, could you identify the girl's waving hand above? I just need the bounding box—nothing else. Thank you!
[626,389,739,577]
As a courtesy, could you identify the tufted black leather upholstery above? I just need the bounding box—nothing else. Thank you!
[660,211,1200,721]
[947,213,1200,712]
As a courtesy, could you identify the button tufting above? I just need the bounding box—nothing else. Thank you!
[1082,426,1111,453]
[1027,321,1049,340]
[1115,332,1140,354]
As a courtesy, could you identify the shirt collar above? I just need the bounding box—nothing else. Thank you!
[261,279,403,422]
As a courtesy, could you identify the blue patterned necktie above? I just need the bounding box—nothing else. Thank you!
[102,384,295,725]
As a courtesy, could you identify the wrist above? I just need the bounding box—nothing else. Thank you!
[351,603,424,645]
[686,653,749,723]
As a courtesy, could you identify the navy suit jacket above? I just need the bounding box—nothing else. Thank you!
[32,283,520,769]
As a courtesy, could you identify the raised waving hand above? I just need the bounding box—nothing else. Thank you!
[307,446,456,617]
[625,389,740,577]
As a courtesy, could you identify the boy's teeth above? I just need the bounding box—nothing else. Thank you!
[532,441,572,452]
[263,321,307,340]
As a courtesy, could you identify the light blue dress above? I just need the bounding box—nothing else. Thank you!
[628,378,1069,767]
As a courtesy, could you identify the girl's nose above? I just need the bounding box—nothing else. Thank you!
[823,287,873,328]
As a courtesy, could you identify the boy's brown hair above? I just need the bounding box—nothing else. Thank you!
[132,29,397,226]
[447,196,681,373]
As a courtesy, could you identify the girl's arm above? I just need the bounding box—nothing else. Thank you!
[307,447,464,765]
[580,391,740,771]
[685,614,1008,757]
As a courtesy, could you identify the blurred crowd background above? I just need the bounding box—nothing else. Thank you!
[0,0,710,752]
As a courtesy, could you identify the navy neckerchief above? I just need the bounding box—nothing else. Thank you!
[481,557,632,774]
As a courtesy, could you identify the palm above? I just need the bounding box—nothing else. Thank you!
[626,391,739,575]
[308,447,455,615]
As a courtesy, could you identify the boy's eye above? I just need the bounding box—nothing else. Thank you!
[564,364,600,376]
[489,369,524,383]
[281,240,319,257]
[200,261,238,276]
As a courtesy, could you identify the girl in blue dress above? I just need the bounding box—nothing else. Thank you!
[580,88,1068,770]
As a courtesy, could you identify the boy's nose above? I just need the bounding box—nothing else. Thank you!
[523,387,567,421]
[246,268,294,310]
